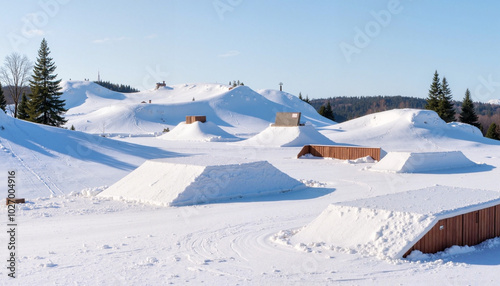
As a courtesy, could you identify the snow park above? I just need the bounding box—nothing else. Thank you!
[1,77,500,285]
[2,2,500,285]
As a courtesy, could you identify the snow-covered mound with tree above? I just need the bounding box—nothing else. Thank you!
[158,121,239,142]
[321,109,493,152]
[98,157,304,206]
[237,124,334,147]
[60,81,335,136]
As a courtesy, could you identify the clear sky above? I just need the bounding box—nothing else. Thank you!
[1,1,499,102]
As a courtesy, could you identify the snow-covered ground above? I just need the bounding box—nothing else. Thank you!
[1,82,500,284]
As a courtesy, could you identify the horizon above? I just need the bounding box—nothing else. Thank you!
[1,1,500,102]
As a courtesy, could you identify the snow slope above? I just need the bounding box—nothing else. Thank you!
[0,111,178,198]
[237,125,335,147]
[61,81,335,136]
[158,121,239,142]
[488,99,500,105]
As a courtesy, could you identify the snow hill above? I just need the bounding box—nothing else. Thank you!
[321,109,497,154]
[60,81,335,136]
[0,111,176,198]
[488,99,500,105]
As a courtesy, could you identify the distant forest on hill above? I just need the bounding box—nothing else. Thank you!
[94,80,139,93]
[310,96,500,134]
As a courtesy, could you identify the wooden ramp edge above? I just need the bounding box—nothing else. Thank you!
[297,145,381,161]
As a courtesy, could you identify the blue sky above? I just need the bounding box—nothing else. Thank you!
[1,1,500,101]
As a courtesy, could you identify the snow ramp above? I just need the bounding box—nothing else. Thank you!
[370,151,478,173]
[98,157,304,206]
[237,125,334,147]
[158,121,239,142]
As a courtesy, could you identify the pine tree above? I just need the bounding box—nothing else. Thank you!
[486,123,499,140]
[0,83,6,113]
[425,71,441,112]
[437,77,455,122]
[318,102,334,121]
[26,39,67,126]
[17,93,29,119]
[459,89,479,128]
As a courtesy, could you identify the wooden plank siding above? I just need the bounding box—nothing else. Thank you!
[186,116,206,124]
[297,145,381,161]
[404,204,500,257]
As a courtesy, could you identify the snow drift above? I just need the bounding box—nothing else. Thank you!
[98,156,304,206]
[291,186,500,259]
[158,121,239,142]
[370,151,478,173]
[237,125,334,147]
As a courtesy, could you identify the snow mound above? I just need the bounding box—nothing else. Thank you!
[291,186,500,259]
[98,157,304,206]
[322,109,492,152]
[237,125,334,147]
[488,99,500,105]
[370,151,477,173]
[158,121,239,142]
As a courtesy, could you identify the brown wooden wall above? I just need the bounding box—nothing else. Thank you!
[404,204,500,257]
[297,145,381,161]
[186,116,206,124]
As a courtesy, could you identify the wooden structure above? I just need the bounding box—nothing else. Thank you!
[6,198,25,205]
[155,81,167,89]
[297,145,381,161]
[273,112,301,127]
[186,116,206,124]
[404,204,500,257]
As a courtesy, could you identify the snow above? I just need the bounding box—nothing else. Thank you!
[98,157,304,206]
[291,186,500,259]
[158,121,239,142]
[237,125,335,147]
[488,99,500,105]
[370,151,478,173]
[2,84,500,284]
[61,81,334,136]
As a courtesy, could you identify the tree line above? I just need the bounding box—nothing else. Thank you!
[94,80,139,93]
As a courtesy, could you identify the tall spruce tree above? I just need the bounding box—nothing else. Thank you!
[437,77,455,122]
[17,93,29,120]
[459,89,479,128]
[425,70,441,112]
[486,123,499,140]
[0,83,6,113]
[27,39,67,126]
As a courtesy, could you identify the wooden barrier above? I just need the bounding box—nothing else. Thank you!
[297,145,381,161]
[186,116,206,124]
[404,203,500,257]
[6,198,25,205]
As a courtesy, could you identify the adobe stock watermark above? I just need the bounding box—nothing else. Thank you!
[213,0,243,21]
[141,65,170,91]
[339,0,405,63]
[8,0,72,52]
[474,74,500,102]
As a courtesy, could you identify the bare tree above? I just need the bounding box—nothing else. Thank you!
[0,53,32,118]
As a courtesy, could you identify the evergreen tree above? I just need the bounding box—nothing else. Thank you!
[318,102,335,121]
[0,83,6,113]
[437,77,455,122]
[26,39,67,126]
[486,123,499,140]
[17,93,29,119]
[70,125,75,131]
[425,71,441,112]
[459,89,479,128]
